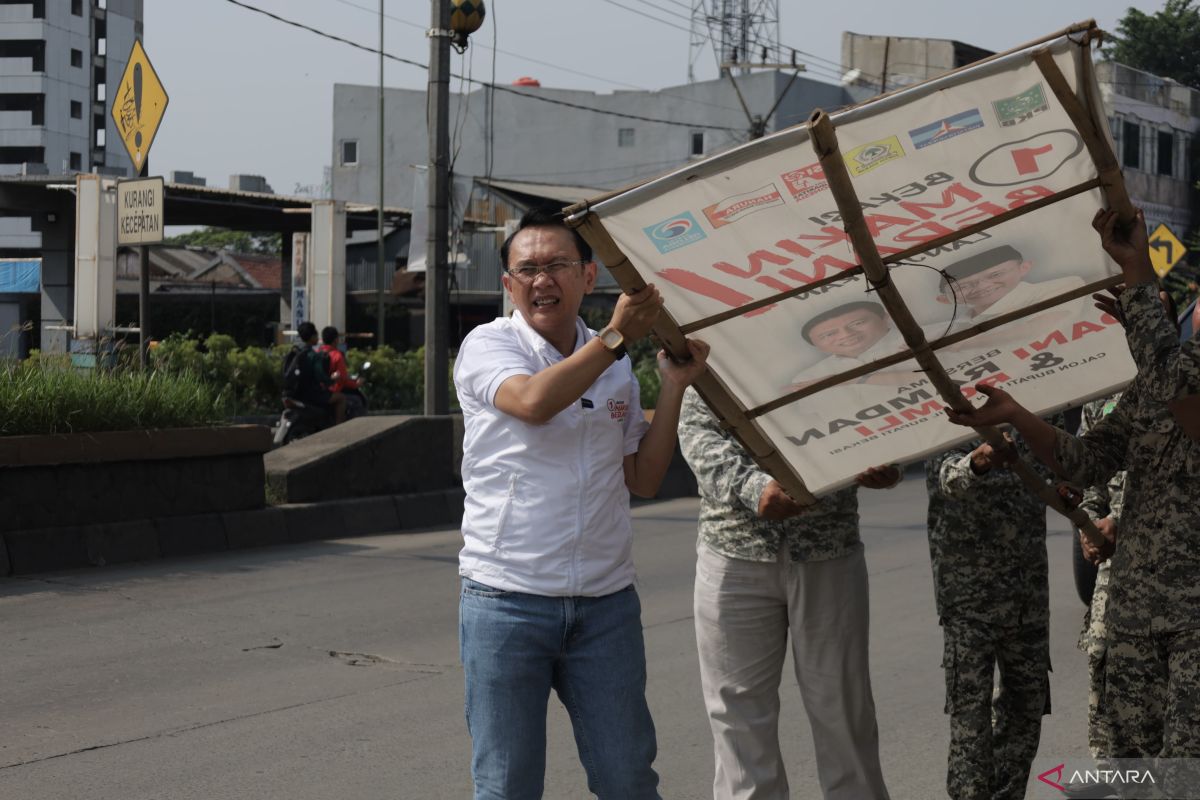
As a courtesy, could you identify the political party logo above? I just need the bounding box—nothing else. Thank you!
[780,163,829,201]
[607,398,628,421]
[643,211,706,254]
[909,108,984,150]
[845,136,905,177]
[992,83,1050,127]
[702,183,784,229]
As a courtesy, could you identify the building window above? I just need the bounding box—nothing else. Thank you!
[1158,130,1174,176]
[690,131,704,156]
[71,0,82,15]
[1122,120,1140,169]
[70,100,81,118]
[618,128,635,147]
[69,152,81,171]
[70,48,82,68]
[340,140,358,166]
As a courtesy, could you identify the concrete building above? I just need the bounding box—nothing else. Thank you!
[0,0,141,180]
[330,71,851,212]
[840,32,991,92]
[1098,60,1200,238]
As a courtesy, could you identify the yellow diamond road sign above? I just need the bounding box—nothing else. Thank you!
[1148,222,1187,278]
[111,40,168,176]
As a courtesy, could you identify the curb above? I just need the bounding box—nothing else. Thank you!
[0,488,466,577]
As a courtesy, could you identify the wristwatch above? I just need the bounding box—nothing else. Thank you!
[598,326,627,360]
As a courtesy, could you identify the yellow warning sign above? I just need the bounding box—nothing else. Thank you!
[110,40,168,176]
[1148,222,1187,278]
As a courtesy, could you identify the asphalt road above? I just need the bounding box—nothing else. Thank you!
[0,476,1092,799]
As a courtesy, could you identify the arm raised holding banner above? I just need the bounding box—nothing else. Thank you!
[1092,208,1200,402]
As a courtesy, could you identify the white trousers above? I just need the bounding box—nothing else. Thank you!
[693,541,890,800]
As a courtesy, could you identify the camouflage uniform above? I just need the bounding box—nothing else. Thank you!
[925,426,1056,800]
[1120,281,1200,400]
[1052,362,1200,772]
[1075,394,1126,761]
[678,388,890,800]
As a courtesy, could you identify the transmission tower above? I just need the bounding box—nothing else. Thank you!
[689,0,781,81]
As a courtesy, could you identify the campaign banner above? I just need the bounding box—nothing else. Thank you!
[579,32,1135,496]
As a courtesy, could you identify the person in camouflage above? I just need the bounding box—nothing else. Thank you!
[1074,394,1124,762]
[678,387,898,800]
[925,425,1056,800]
[946,338,1200,796]
[1092,208,1199,442]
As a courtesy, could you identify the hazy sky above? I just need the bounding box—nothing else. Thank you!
[144,0,1158,196]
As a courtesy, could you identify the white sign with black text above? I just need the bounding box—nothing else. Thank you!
[117,176,165,245]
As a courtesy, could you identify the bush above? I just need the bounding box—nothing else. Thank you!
[0,355,225,436]
[150,331,289,415]
[347,345,457,413]
[149,332,455,415]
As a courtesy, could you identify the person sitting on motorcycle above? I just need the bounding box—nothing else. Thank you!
[319,326,366,419]
[297,321,346,425]
[318,326,359,394]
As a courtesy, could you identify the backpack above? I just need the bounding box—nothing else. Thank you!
[282,345,309,397]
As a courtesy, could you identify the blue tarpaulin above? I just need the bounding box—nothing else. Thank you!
[0,259,40,293]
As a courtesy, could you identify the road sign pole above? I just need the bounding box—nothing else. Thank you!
[424,0,451,415]
[376,0,386,348]
[139,245,150,367]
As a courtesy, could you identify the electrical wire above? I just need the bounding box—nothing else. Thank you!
[222,0,741,132]
[599,0,693,35]
[328,0,745,114]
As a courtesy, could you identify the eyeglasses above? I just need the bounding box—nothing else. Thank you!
[506,260,585,282]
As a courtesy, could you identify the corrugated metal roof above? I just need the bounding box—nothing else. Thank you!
[478,178,604,205]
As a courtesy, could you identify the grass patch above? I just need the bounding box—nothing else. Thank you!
[0,356,226,436]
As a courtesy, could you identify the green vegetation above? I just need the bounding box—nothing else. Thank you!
[163,227,282,255]
[0,354,224,436]
[150,332,456,415]
[1104,0,1200,90]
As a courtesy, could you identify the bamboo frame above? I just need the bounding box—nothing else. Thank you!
[807,111,1105,544]
[570,211,818,504]
[676,176,1102,337]
[564,24,1131,527]
[746,275,1123,418]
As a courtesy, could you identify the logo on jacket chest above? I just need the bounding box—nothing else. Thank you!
[607,399,628,421]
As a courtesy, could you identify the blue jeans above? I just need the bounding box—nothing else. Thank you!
[459,578,661,800]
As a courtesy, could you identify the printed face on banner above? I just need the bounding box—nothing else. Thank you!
[589,37,1135,495]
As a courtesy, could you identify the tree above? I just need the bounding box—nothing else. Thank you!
[163,227,282,255]
[1104,0,1200,89]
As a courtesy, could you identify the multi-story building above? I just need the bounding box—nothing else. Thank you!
[0,0,141,179]
[1097,60,1200,242]
[0,0,141,357]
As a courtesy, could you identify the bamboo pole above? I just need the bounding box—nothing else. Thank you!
[569,210,818,505]
[1033,49,1136,224]
[808,110,1105,545]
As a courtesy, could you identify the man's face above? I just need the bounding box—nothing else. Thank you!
[807,308,891,358]
[502,226,596,341]
[943,259,1032,314]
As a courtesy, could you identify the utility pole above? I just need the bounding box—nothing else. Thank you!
[424,0,451,414]
[376,0,386,348]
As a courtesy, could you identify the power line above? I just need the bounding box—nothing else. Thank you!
[328,0,744,114]
[600,0,694,36]
[222,0,740,132]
